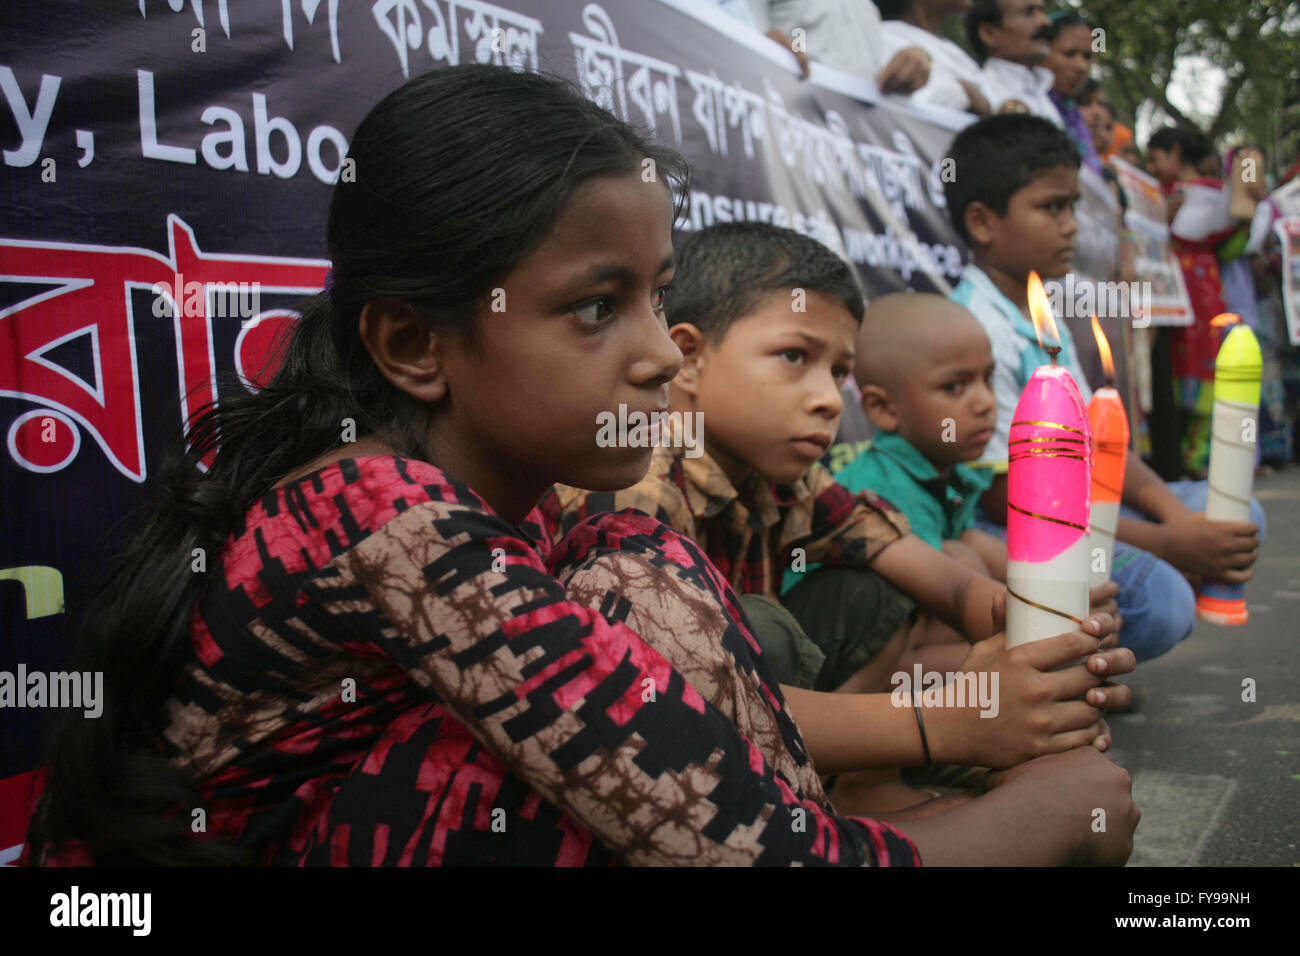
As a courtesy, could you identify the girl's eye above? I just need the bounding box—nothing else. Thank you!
[652,283,672,314]
[571,297,615,326]
[943,381,964,395]
[781,348,807,365]
[832,365,851,383]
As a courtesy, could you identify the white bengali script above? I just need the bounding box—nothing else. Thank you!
[374,0,543,77]
[136,2,952,222]
[571,4,943,214]
[139,0,543,73]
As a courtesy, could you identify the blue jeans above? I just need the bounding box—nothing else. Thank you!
[978,481,1266,664]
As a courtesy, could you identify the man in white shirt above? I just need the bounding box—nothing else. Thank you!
[706,0,814,75]
[964,0,1062,125]
[747,0,933,93]
[877,0,990,114]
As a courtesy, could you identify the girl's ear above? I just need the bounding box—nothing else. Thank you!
[359,300,449,403]
[668,323,706,396]
[860,384,900,433]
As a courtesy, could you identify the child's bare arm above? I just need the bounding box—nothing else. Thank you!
[870,533,1004,643]
[782,616,1135,773]
[894,748,1140,865]
[980,473,1009,527]
[958,527,1007,582]
[779,686,937,773]
[1116,455,1259,581]
[941,536,993,583]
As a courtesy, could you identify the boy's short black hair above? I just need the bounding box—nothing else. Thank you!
[942,114,1081,245]
[1146,126,1216,169]
[665,222,864,341]
[965,0,1004,65]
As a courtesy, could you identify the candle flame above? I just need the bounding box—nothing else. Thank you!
[1090,314,1115,380]
[1210,312,1241,327]
[1027,271,1062,351]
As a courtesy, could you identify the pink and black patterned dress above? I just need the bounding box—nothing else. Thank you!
[32,455,920,866]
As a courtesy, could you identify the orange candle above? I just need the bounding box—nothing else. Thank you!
[1087,317,1129,587]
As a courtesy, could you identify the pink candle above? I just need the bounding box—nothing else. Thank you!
[1006,274,1093,646]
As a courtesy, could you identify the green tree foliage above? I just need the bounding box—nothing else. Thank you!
[942,1,1300,174]
[1084,0,1300,174]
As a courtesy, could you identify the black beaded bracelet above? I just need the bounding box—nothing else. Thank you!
[912,690,933,771]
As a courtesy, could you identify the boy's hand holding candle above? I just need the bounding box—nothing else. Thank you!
[946,617,1134,768]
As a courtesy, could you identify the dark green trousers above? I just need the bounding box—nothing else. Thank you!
[740,566,916,692]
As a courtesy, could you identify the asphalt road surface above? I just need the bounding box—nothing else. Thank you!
[1107,466,1299,867]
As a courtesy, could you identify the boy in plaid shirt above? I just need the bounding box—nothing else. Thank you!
[541,223,1131,813]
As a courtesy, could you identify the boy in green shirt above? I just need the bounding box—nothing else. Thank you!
[838,292,1008,585]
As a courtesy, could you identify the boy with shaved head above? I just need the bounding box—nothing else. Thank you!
[838,293,1006,580]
